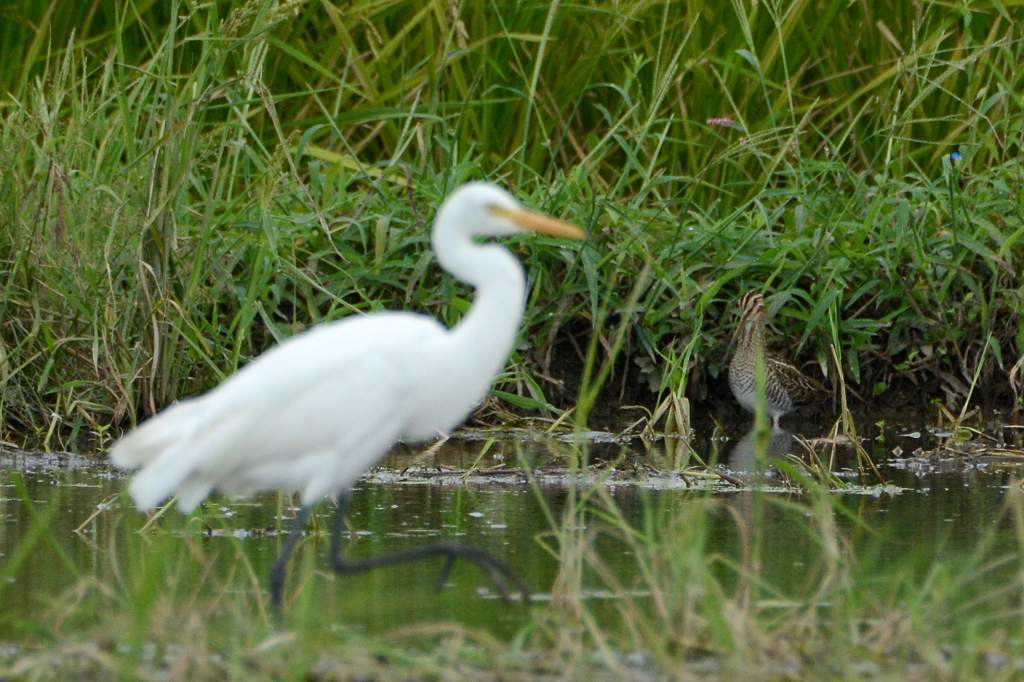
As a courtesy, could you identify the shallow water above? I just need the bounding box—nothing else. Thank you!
[1,410,1023,641]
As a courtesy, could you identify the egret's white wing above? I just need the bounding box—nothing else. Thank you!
[111,312,447,510]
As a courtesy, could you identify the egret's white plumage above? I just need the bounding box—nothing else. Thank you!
[111,182,584,516]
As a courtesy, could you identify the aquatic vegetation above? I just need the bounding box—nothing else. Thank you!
[3,427,1024,678]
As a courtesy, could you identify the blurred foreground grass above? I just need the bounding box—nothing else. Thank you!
[3,463,1024,679]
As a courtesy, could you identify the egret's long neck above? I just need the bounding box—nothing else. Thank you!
[433,227,526,371]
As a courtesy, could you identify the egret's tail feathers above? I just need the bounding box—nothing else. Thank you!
[109,400,201,468]
[126,445,203,511]
[117,403,250,512]
[111,398,213,511]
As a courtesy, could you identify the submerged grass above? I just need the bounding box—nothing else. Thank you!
[538,486,1024,679]
[3,462,1024,679]
[0,0,1022,448]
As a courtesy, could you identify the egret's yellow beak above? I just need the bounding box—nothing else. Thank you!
[494,207,585,240]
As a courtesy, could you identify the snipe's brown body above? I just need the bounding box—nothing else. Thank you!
[728,292,826,426]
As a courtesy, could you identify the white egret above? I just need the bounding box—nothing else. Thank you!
[110,181,585,608]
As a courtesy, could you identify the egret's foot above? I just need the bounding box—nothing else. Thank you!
[329,491,530,604]
[328,541,531,604]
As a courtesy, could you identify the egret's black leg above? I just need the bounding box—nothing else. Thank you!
[269,505,312,612]
[435,554,457,592]
[328,491,530,603]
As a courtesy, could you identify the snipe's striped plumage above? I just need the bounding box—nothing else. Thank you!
[728,292,826,426]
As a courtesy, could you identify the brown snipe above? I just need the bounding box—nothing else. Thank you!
[728,292,826,426]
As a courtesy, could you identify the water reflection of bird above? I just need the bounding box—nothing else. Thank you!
[728,292,827,427]
[111,182,584,609]
[726,424,794,474]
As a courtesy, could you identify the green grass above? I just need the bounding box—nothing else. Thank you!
[5,4,1024,677]
[3,3,1024,675]
[1,0,1022,448]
